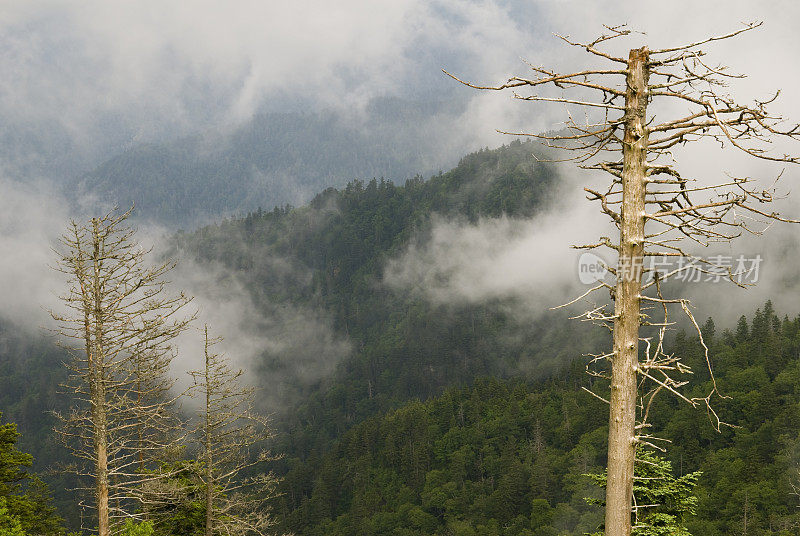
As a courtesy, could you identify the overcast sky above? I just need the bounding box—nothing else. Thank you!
[2,1,798,180]
[2,1,800,337]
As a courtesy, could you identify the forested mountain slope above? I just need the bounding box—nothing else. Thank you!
[170,139,598,456]
[171,139,800,535]
[278,305,800,536]
[0,323,76,522]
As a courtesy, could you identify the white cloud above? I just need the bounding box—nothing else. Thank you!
[384,173,614,313]
[0,177,68,329]
[4,0,800,356]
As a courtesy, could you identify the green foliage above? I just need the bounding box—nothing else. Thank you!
[6,134,800,536]
[140,461,206,536]
[0,413,62,535]
[4,477,64,536]
[147,142,800,535]
[171,139,584,459]
[0,498,25,536]
[584,450,700,536]
[0,415,31,497]
[631,451,699,536]
[119,519,154,536]
[0,324,74,524]
[277,302,800,535]
[280,378,607,535]
[3,140,571,531]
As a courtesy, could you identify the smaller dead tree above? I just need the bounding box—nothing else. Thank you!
[188,325,281,536]
[51,209,193,535]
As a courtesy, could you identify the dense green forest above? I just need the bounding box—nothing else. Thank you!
[6,304,800,535]
[2,139,800,534]
[273,304,800,535]
[0,323,77,521]
[4,139,586,528]
[164,139,800,534]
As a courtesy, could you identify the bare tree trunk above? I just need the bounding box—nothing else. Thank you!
[190,325,281,536]
[204,326,214,536]
[96,429,109,536]
[52,210,193,531]
[606,46,649,536]
[91,220,111,536]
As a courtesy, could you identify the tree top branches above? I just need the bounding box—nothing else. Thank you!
[446,22,799,536]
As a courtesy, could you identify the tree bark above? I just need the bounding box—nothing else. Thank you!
[91,219,110,536]
[605,46,649,536]
[204,326,213,536]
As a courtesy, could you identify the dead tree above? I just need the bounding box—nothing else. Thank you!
[51,209,193,535]
[188,325,281,536]
[446,22,799,536]
[119,325,191,516]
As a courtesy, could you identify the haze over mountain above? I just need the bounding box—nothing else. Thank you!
[67,97,495,227]
[6,1,797,203]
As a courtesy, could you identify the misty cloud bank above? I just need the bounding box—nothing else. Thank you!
[0,0,552,182]
[165,254,351,411]
[72,97,533,228]
[383,198,607,315]
[383,190,800,334]
[3,0,800,412]
[0,177,349,414]
[0,177,69,329]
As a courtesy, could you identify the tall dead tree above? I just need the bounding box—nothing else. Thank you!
[51,209,193,535]
[188,325,281,536]
[447,22,799,536]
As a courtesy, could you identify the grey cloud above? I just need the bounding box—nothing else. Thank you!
[3,1,799,170]
[164,253,351,412]
[0,0,547,178]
